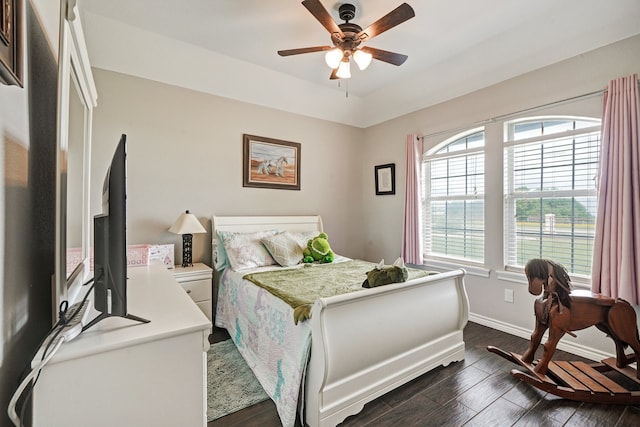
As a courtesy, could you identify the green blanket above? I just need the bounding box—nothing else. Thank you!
[243,260,435,324]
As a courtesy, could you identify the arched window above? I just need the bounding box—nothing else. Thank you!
[423,128,485,263]
[503,117,601,276]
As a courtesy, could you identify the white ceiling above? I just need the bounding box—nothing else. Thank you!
[78,0,640,127]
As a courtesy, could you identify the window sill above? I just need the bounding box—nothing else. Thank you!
[496,269,591,289]
[421,259,490,278]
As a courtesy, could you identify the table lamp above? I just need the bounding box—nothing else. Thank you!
[169,210,206,267]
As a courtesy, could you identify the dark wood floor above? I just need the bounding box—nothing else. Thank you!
[209,322,640,426]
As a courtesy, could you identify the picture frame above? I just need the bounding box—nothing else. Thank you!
[0,0,23,86]
[375,163,395,195]
[243,134,301,190]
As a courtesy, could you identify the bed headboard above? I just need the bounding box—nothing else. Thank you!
[211,215,323,268]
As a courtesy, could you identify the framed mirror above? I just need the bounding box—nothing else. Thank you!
[54,0,97,316]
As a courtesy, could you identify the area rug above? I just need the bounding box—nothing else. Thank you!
[207,339,269,421]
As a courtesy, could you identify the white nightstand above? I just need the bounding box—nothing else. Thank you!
[172,263,213,326]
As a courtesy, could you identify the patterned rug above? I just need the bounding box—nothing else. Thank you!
[207,339,269,421]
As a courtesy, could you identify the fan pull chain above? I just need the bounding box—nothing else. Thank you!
[337,79,349,98]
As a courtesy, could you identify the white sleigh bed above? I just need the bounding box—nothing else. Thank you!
[212,215,469,427]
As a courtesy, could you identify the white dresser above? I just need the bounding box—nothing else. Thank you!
[33,263,211,427]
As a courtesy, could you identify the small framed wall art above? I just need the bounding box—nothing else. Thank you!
[243,134,301,190]
[0,0,23,86]
[375,163,395,195]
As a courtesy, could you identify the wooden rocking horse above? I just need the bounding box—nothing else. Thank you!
[488,259,640,404]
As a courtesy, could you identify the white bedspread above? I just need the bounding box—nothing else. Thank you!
[215,265,312,427]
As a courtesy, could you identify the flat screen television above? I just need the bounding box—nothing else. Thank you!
[83,134,149,331]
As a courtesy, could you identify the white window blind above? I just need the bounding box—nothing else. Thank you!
[423,129,485,263]
[504,118,601,276]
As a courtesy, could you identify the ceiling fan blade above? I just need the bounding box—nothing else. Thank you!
[302,0,344,39]
[329,68,339,80]
[357,3,415,42]
[361,46,408,66]
[278,46,333,56]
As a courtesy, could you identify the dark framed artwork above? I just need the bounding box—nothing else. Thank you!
[0,0,23,86]
[375,163,395,195]
[243,134,301,190]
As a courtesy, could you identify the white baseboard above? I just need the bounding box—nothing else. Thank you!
[468,312,615,362]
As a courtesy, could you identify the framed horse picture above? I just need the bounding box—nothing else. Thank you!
[0,0,23,86]
[243,134,301,190]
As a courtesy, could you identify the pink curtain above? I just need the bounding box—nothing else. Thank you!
[591,74,640,304]
[401,134,423,264]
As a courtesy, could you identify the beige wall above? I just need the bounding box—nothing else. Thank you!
[91,34,640,360]
[361,34,640,357]
[90,69,366,265]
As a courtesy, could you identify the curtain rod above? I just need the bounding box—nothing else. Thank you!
[417,78,640,140]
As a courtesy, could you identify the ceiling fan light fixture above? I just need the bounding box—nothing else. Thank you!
[278,1,416,81]
[325,48,343,69]
[353,49,373,70]
[336,59,351,79]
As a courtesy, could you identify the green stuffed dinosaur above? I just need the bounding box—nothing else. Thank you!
[303,232,335,263]
[362,257,408,288]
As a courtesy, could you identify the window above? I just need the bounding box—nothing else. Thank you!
[504,117,601,276]
[423,129,485,263]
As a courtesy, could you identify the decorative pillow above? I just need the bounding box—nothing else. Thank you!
[261,232,304,267]
[218,230,278,271]
[288,231,319,251]
[214,232,230,270]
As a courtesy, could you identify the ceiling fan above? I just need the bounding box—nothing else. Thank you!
[278,0,415,80]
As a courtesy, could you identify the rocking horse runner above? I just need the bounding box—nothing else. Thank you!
[488,258,640,404]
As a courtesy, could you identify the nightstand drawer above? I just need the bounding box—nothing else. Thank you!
[171,263,213,325]
[181,279,211,302]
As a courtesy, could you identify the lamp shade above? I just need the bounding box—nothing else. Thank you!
[336,59,351,79]
[169,210,206,235]
[353,49,372,70]
[324,48,342,69]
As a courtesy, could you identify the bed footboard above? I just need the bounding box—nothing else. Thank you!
[304,269,468,427]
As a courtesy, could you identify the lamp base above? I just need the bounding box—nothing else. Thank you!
[181,233,193,268]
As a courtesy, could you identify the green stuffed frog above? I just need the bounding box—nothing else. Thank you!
[303,232,335,263]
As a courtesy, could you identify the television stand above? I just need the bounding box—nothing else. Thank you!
[33,263,211,427]
[82,311,150,332]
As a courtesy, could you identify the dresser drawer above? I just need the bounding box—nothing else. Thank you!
[180,278,211,302]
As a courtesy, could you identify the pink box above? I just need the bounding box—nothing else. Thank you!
[127,244,150,267]
[66,248,84,273]
[67,244,153,272]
